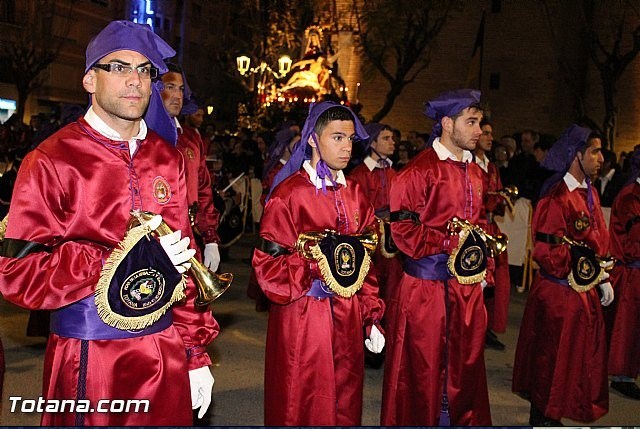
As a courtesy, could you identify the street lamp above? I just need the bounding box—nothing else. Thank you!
[235,55,292,79]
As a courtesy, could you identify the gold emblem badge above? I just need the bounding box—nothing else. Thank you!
[186,148,195,160]
[334,243,356,277]
[152,176,172,204]
[577,256,595,280]
[574,212,590,231]
[121,268,165,310]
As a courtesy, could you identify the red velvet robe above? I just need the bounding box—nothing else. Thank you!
[0,118,219,425]
[252,169,384,426]
[512,178,609,422]
[606,180,640,377]
[477,159,511,332]
[177,125,220,245]
[382,148,492,426]
[349,160,403,303]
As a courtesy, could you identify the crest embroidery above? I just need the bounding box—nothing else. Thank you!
[152,176,172,204]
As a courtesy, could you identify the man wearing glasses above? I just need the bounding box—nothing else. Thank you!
[0,20,218,425]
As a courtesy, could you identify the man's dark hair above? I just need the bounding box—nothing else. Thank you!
[314,106,354,136]
[579,131,602,154]
[165,62,183,75]
[479,118,492,128]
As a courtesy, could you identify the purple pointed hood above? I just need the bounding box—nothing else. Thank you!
[424,89,481,147]
[268,101,368,200]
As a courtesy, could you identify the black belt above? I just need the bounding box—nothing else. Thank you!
[535,232,563,244]
[260,238,291,257]
[0,238,52,258]
[390,210,419,224]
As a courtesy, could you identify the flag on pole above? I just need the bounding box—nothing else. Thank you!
[465,11,485,89]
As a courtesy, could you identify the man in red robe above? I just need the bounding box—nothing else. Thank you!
[252,102,385,426]
[349,122,402,304]
[382,89,492,426]
[474,119,510,350]
[0,21,218,425]
[513,125,613,425]
[160,63,221,272]
[606,147,640,400]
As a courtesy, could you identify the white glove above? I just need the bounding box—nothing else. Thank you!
[601,259,615,270]
[203,243,221,272]
[600,270,610,282]
[481,279,488,290]
[365,325,385,354]
[159,229,196,274]
[598,281,614,306]
[189,366,214,419]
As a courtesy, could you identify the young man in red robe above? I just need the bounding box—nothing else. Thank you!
[382,89,493,426]
[160,63,221,272]
[512,125,613,425]
[252,101,385,426]
[606,146,640,400]
[0,21,218,425]
[474,119,511,350]
[349,122,402,304]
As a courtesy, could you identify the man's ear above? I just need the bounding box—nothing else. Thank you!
[308,133,317,148]
[82,71,96,94]
[441,116,453,134]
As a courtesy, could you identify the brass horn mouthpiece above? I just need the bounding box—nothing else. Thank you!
[128,210,233,306]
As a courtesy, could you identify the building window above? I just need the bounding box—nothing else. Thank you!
[489,73,500,90]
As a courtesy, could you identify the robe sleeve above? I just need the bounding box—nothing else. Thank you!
[390,167,447,258]
[532,195,571,278]
[253,194,313,304]
[194,133,221,244]
[170,150,219,370]
[0,150,107,309]
[611,187,640,262]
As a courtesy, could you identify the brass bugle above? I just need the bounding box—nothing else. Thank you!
[561,236,616,271]
[128,210,233,306]
[448,217,508,257]
[488,185,519,212]
[295,227,379,259]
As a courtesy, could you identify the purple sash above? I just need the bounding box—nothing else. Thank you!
[404,254,452,281]
[306,279,335,299]
[540,270,570,286]
[625,260,640,269]
[51,295,172,340]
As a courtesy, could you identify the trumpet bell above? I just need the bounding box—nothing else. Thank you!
[191,262,233,306]
[488,233,509,257]
[128,210,233,306]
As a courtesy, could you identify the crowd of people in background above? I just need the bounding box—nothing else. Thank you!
[1,106,638,229]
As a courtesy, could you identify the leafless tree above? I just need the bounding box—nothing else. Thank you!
[541,0,640,150]
[0,0,77,122]
[353,0,461,122]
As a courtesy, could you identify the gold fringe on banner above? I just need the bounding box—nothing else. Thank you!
[95,224,186,331]
[310,243,371,298]
[0,214,8,240]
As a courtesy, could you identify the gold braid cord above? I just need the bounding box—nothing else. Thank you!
[567,269,605,293]
[310,243,371,298]
[95,224,187,331]
[447,226,487,285]
[0,214,7,240]
[378,218,397,259]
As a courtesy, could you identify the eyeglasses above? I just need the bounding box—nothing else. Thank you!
[92,63,158,79]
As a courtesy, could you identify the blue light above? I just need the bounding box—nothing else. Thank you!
[129,0,155,29]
